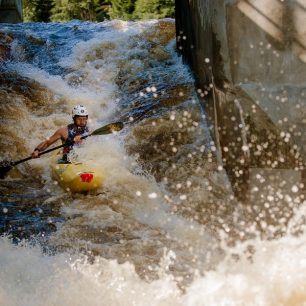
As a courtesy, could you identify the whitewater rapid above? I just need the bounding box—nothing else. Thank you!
[0,19,306,305]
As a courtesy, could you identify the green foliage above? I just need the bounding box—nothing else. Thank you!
[108,0,135,20]
[108,0,174,20]
[22,0,175,22]
[23,0,38,21]
[96,1,112,21]
[24,0,54,22]
[50,0,98,21]
[133,0,175,19]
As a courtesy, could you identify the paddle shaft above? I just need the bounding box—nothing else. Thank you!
[12,135,90,167]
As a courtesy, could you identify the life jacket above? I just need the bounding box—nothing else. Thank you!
[62,123,89,161]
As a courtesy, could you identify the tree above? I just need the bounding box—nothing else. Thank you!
[108,0,136,20]
[24,0,54,22]
[95,1,111,21]
[49,0,70,21]
[50,0,100,21]
[133,0,174,20]
[23,0,174,22]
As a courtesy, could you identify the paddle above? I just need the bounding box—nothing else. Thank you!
[0,121,124,179]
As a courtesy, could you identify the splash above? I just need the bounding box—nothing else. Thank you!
[2,227,306,306]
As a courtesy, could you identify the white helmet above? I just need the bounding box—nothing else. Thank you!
[72,105,88,118]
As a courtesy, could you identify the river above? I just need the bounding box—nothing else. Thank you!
[0,19,306,306]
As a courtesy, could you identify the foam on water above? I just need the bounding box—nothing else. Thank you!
[0,236,180,306]
[1,218,306,306]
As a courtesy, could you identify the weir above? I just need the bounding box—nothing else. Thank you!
[176,0,306,201]
[0,0,23,23]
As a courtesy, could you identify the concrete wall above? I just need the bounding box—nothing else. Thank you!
[176,0,306,201]
[0,0,23,23]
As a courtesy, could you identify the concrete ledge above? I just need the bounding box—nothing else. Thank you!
[176,0,306,201]
[0,0,23,23]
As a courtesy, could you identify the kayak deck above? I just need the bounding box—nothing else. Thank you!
[51,154,103,193]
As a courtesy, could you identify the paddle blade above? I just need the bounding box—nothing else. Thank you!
[0,161,13,179]
[91,122,124,136]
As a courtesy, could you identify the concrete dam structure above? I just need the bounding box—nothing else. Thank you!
[0,0,23,23]
[176,0,306,202]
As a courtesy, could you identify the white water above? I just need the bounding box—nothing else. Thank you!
[1,221,306,306]
[1,19,306,305]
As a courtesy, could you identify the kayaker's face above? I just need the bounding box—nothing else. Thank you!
[74,116,88,127]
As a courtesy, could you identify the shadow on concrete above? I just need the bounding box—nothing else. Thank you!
[0,0,23,23]
[238,0,306,62]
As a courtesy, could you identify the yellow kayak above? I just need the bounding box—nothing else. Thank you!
[50,152,103,193]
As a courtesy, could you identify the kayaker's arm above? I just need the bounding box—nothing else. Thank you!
[32,127,66,158]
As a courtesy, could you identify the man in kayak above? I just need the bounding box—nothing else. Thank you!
[32,105,89,162]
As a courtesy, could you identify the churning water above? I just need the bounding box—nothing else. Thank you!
[0,19,306,306]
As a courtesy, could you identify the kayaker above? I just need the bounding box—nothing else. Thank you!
[31,105,89,162]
